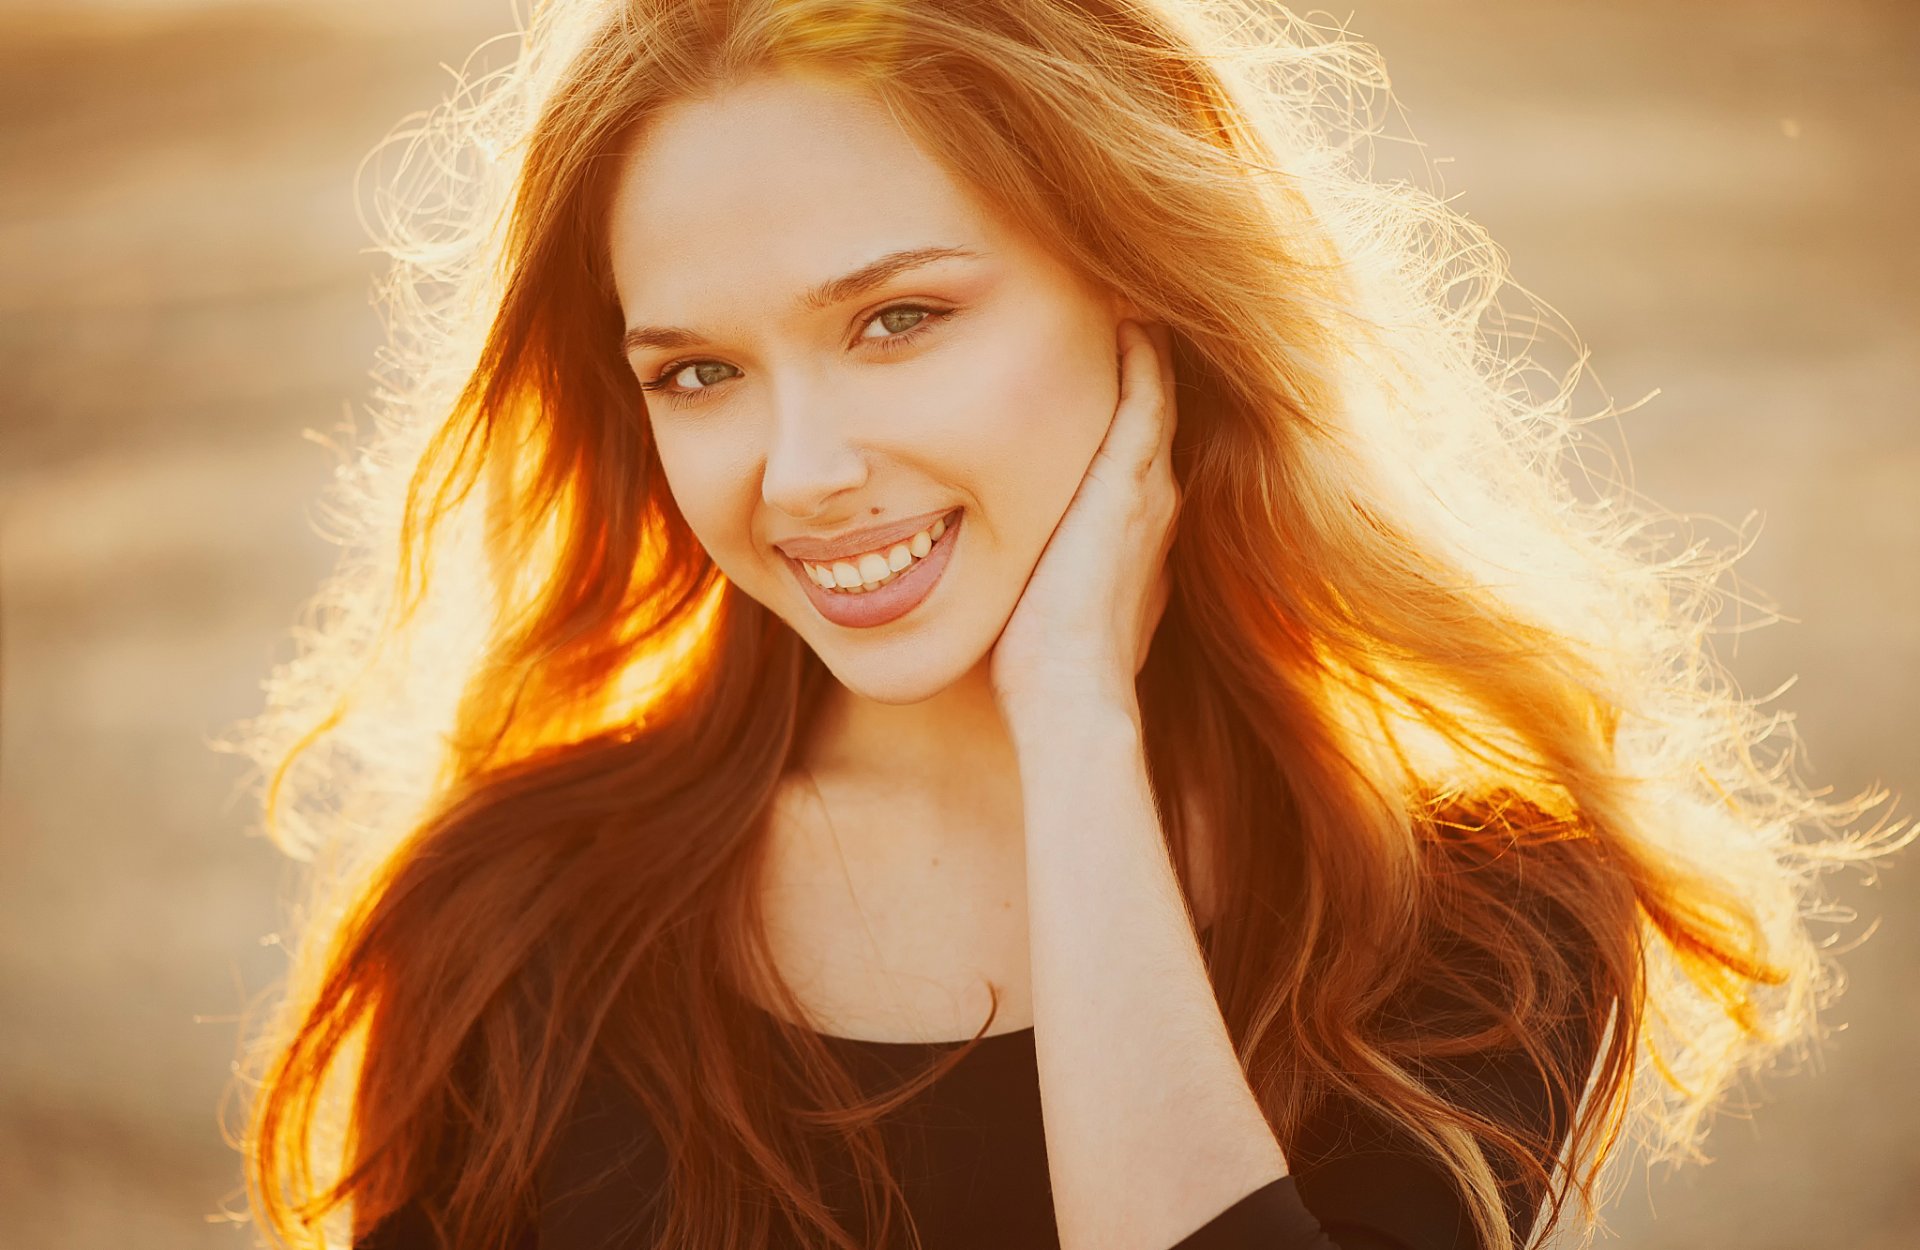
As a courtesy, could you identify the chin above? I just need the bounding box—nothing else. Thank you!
[760,520,1005,703]
[810,639,983,705]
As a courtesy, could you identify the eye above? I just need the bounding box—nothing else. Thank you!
[638,302,959,409]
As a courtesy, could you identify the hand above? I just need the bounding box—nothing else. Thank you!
[989,318,1182,724]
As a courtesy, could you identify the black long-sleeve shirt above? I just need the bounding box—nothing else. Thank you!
[359,925,1597,1249]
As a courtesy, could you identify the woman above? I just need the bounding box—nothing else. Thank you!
[229,1,1904,1248]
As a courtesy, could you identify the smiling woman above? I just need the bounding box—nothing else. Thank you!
[225,2,1905,1250]
[608,69,1137,704]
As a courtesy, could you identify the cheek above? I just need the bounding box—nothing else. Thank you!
[651,434,758,559]
[916,311,1117,540]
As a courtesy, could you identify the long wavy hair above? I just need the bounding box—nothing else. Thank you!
[223,2,1908,1248]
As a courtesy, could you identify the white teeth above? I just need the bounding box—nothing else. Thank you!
[803,513,953,593]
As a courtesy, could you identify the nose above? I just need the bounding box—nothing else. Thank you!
[758,382,871,519]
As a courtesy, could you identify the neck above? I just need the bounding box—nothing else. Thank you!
[795,654,1026,850]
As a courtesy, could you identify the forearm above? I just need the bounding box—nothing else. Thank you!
[1013,698,1288,1250]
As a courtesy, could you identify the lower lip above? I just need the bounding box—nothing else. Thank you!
[786,510,964,629]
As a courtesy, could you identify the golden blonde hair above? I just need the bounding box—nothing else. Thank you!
[224,2,1908,1248]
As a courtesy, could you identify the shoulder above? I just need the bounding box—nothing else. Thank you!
[351,1066,670,1250]
[1361,795,1628,1125]
[1288,817,1622,1248]
[536,1064,673,1247]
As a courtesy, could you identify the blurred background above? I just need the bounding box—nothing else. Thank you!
[0,0,1913,1245]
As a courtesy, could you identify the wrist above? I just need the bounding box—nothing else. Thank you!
[1006,687,1142,756]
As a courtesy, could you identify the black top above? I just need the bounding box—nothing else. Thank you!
[359,925,1600,1250]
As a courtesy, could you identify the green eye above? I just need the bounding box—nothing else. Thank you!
[639,302,958,409]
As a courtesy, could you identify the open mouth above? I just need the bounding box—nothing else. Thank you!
[787,508,964,628]
[788,507,962,594]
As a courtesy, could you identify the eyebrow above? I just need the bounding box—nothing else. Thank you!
[620,244,987,355]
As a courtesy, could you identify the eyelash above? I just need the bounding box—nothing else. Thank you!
[638,303,959,409]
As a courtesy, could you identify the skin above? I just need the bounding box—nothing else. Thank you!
[609,71,1127,750]
[607,71,1284,1247]
[606,71,1134,1033]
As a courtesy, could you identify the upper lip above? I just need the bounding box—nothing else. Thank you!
[774,508,958,563]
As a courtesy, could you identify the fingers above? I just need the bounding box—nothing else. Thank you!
[1116,319,1178,485]
[1146,321,1178,466]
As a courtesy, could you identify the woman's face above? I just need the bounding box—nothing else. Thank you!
[606,71,1132,704]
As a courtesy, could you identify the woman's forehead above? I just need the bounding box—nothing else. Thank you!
[603,83,1086,339]
[609,75,976,266]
